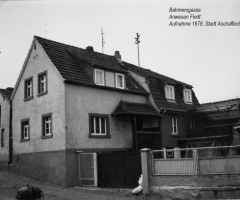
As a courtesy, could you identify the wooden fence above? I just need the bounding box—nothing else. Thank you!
[152,146,240,175]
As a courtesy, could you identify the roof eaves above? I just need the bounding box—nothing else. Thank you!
[64,79,148,96]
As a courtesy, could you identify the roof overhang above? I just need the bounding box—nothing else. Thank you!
[112,101,161,117]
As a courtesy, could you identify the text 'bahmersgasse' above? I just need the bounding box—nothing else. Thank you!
[169,7,240,27]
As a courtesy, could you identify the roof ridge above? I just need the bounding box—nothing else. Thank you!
[34,35,116,59]
[201,98,240,105]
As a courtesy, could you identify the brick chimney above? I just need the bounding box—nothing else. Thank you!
[115,51,121,60]
[86,46,94,52]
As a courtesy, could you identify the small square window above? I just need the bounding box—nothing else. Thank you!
[165,85,175,100]
[115,73,124,89]
[38,71,48,96]
[89,114,110,138]
[95,69,105,86]
[184,89,192,103]
[42,113,52,139]
[24,77,33,101]
[171,118,178,135]
[21,119,30,142]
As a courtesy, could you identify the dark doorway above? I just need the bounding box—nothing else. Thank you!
[98,152,141,188]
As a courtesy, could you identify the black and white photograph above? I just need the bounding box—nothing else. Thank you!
[0,0,240,199]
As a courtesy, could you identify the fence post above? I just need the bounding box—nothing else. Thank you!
[193,148,199,176]
[140,148,151,195]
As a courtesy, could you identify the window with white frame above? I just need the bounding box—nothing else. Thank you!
[24,77,33,100]
[21,119,30,141]
[115,73,124,89]
[42,113,52,138]
[38,71,47,95]
[89,114,109,137]
[95,69,104,86]
[171,118,178,135]
[184,88,192,103]
[165,85,175,100]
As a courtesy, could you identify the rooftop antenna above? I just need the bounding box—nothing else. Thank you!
[135,33,140,68]
[101,27,105,53]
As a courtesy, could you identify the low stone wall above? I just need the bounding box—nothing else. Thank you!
[151,174,240,187]
[12,151,66,186]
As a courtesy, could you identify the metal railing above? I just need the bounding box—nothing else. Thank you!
[151,145,240,175]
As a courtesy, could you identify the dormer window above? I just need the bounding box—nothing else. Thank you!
[95,69,105,86]
[115,73,124,89]
[184,88,192,103]
[165,85,175,100]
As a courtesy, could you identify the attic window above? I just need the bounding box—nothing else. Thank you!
[184,88,192,103]
[165,85,175,100]
[34,44,36,50]
[95,69,104,86]
[115,73,124,89]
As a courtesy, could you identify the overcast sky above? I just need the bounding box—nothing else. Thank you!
[0,0,239,103]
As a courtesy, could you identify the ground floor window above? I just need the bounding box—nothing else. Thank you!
[89,114,110,138]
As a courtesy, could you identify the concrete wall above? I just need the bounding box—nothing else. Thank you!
[0,95,10,162]
[151,174,240,187]
[65,84,147,150]
[12,151,66,185]
[12,40,66,185]
[161,113,187,148]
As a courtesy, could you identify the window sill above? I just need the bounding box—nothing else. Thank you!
[21,138,30,142]
[166,99,177,103]
[89,135,111,138]
[171,134,179,137]
[184,101,193,105]
[41,134,53,139]
[24,96,33,101]
[38,91,48,97]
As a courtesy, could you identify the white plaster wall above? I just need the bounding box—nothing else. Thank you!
[12,42,65,154]
[65,85,147,149]
[0,95,10,161]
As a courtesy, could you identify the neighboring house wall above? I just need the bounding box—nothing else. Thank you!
[12,42,66,185]
[0,95,10,162]
[65,84,147,186]
[161,113,187,148]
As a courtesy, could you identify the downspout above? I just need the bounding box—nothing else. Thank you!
[8,100,13,165]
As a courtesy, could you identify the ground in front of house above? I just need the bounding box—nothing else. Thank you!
[0,163,204,200]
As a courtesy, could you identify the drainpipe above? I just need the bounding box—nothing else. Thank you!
[8,100,13,165]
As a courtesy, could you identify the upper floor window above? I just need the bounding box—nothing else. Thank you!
[42,113,52,139]
[184,89,192,103]
[165,85,175,100]
[24,77,33,100]
[115,73,124,89]
[21,119,30,142]
[89,114,110,138]
[171,118,178,135]
[38,71,48,96]
[95,69,104,86]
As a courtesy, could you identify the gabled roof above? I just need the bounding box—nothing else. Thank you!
[198,98,240,112]
[35,36,145,94]
[112,101,159,116]
[0,88,14,101]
